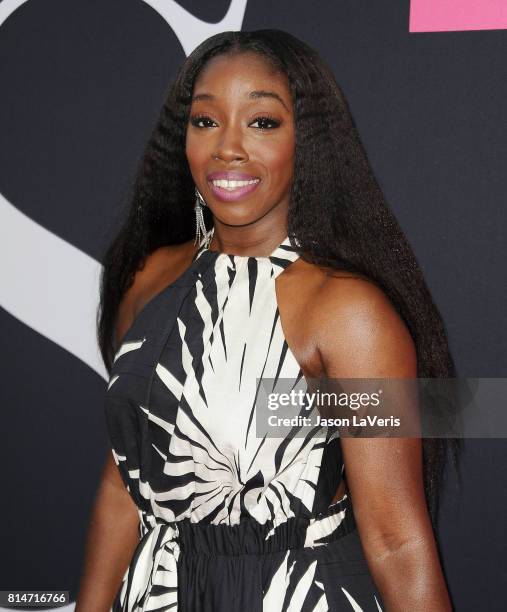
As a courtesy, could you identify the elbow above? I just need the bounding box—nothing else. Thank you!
[363,529,425,564]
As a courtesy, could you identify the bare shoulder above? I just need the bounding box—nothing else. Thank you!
[304,265,417,378]
[114,239,197,348]
[315,268,396,323]
[134,239,197,290]
[276,258,380,377]
[282,258,384,330]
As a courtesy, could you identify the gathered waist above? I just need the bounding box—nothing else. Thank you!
[111,495,357,610]
[138,493,355,558]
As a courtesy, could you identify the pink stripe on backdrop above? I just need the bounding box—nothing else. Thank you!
[410,0,507,32]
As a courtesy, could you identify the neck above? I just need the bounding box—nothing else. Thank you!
[207,226,288,258]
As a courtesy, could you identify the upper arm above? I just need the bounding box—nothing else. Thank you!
[313,277,432,557]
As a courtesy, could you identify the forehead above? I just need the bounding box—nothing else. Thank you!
[193,52,291,99]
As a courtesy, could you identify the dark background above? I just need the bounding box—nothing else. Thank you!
[0,1,505,610]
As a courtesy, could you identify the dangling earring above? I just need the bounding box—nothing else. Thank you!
[194,187,213,248]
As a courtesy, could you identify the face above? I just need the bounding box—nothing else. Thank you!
[185,51,295,230]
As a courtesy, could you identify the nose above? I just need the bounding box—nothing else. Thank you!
[212,125,248,163]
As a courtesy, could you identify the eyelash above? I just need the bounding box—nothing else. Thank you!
[189,114,281,130]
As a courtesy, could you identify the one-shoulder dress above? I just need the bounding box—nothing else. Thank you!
[103,232,384,611]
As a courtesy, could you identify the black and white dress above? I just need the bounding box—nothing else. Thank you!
[104,231,384,611]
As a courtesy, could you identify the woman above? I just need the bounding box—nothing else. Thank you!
[77,29,461,611]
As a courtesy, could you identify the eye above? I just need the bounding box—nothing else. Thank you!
[189,114,281,130]
[249,115,281,130]
[189,114,217,128]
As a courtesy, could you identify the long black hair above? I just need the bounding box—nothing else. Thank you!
[97,29,462,529]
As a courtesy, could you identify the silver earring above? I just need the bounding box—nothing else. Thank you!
[194,187,213,248]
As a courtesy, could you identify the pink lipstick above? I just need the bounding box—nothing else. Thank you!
[207,171,261,203]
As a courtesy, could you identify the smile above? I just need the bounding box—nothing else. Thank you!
[208,178,261,202]
[211,179,260,190]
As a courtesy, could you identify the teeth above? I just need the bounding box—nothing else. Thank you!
[211,178,260,191]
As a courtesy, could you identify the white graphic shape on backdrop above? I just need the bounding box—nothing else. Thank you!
[142,0,248,55]
[0,195,106,379]
[0,0,247,608]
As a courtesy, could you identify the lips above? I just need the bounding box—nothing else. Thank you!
[206,170,261,203]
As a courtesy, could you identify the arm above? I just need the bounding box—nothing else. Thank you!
[76,254,158,611]
[314,276,452,612]
[75,453,140,611]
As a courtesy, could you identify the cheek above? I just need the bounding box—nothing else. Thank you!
[259,139,295,180]
[185,132,207,170]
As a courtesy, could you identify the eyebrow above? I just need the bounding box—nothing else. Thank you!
[191,89,289,111]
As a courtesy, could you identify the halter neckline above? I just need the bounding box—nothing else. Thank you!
[193,227,297,262]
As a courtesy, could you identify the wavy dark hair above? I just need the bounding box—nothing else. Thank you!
[97,29,462,529]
